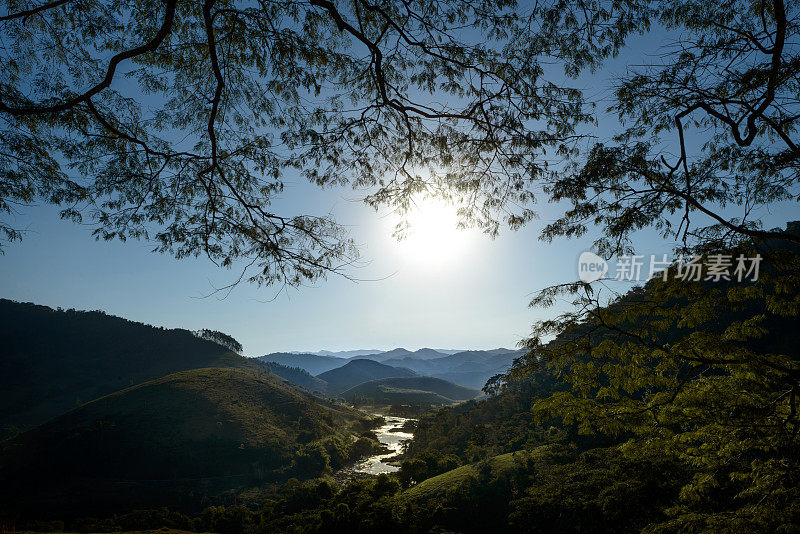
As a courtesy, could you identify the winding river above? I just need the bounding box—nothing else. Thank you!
[353,415,415,475]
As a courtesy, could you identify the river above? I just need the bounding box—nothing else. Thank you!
[352,415,415,475]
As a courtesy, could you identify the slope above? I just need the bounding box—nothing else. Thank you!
[254,359,328,392]
[256,352,344,375]
[0,299,253,440]
[0,367,374,515]
[316,359,417,394]
[339,376,479,405]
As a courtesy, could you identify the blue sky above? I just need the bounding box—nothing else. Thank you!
[0,177,604,356]
[1,26,797,356]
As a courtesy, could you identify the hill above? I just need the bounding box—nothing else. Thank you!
[360,347,448,362]
[256,352,344,375]
[0,367,375,516]
[316,359,417,394]
[257,348,523,390]
[0,299,254,440]
[382,348,523,389]
[400,449,537,503]
[253,359,328,392]
[339,376,479,406]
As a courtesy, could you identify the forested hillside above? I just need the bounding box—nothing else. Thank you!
[0,300,253,440]
[254,359,328,393]
[397,239,800,531]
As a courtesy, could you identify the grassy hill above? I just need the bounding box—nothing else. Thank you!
[0,367,375,516]
[400,449,536,503]
[0,299,254,440]
[316,359,416,394]
[339,376,479,405]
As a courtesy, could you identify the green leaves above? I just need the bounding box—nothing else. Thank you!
[520,245,800,528]
[0,0,657,284]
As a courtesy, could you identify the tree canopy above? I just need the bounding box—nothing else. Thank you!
[0,0,643,286]
[2,0,797,282]
[543,0,800,256]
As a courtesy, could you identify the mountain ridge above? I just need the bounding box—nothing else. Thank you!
[0,299,256,440]
[316,359,417,394]
[256,347,524,391]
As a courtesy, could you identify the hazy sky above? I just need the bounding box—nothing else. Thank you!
[0,178,596,356]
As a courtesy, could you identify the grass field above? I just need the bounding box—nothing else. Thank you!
[400,449,545,502]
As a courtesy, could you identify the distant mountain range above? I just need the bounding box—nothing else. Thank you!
[291,348,474,358]
[317,359,417,394]
[294,349,385,358]
[256,346,524,392]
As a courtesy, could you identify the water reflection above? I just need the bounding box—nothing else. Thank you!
[353,416,415,475]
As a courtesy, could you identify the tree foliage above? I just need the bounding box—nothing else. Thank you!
[2,0,796,282]
[542,0,800,255]
[514,236,800,529]
[0,0,650,285]
[195,328,244,353]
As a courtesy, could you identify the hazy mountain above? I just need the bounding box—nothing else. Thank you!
[296,348,468,358]
[381,349,525,389]
[258,348,525,390]
[355,347,449,362]
[359,347,414,361]
[256,352,345,375]
[0,367,373,515]
[339,376,480,406]
[0,299,255,440]
[316,359,417,394]
[311,349,385,358]
[405,348,453,360]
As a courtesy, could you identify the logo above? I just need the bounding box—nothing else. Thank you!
[578,251,608,283]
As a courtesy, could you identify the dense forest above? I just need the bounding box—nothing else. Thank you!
[0,299,252,440]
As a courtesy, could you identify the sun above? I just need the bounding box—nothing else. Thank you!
[394,197,473,269]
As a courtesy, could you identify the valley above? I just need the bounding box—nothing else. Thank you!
[3,229,800,534]
[351,415,416,475]
[0,299,509,527]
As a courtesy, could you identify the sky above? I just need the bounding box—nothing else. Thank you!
[0,179,610,356]
[1,24,797,357]
[9,170,792,357]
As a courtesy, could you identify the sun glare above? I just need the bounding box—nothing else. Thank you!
[394,198,473,269]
